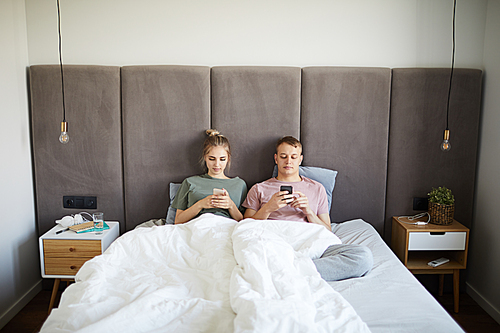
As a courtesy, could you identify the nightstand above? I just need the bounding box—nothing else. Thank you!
[39,221,120,313]
[391,216,469,313]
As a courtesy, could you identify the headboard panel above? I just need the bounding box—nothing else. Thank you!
[300,67,391,234]
[30,65,123,235]
[29,65,482,238]
[211,66,301,186]
[121,66,211,231]
[385,68,482,240]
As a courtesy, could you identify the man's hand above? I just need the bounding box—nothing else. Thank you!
[290,191,331,230]
[265,190,294,211]
[244,190,293,220]
[289,191,313,215]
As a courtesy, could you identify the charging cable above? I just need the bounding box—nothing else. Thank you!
[397,212,430,225]
[78,212,93,223]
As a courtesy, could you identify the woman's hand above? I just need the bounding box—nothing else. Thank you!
[175,195,215,224]
[211,189,231,209]
[176,189,244,223]
[212,189,244,221]
[198,195,216,209]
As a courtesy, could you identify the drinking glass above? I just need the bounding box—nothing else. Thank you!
[93,212,104,235]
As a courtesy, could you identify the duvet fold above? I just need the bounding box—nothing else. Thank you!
[41,214,370,333]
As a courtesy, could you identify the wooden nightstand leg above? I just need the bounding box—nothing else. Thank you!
[439,274,444,296]
[453,269,460,313]
[48,278,61,314]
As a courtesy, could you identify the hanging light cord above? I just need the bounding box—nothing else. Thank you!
[445,0,457,131]
[57,0,66,122]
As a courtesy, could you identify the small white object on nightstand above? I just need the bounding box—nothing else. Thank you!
[428,257,450,267]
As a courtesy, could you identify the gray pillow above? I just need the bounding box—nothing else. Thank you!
[166,183,181,224]
[272,165,337,211]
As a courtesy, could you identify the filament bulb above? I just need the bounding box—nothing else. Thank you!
[59,121,69,144]
[440,129,450,152]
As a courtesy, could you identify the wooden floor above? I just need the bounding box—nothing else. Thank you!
[433,293,500,333]
[1,288,499,332]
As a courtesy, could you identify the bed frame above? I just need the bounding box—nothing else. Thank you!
[29,65,482,243]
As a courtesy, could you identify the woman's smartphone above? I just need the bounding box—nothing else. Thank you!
[213,188,225,196]
[280,185,293,194]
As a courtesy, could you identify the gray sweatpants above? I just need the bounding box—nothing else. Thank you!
[313,244,373,281]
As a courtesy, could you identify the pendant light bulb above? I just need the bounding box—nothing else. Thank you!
[440,129,451,152]
[59,121,69,144]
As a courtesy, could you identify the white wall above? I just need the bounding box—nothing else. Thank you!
[467,0,500,323]
[0,0,40,328]
[25,0,486,68]
[2,0,496,326]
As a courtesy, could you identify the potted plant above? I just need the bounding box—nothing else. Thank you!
[427,186,455,225]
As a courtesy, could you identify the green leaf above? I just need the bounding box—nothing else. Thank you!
[428,186,455,205]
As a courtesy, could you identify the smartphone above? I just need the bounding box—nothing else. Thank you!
[213,188,225,196]
[280,185,293,195]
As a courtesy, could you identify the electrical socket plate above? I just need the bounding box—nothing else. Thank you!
[413,197,428,211]
[63,196,97,209]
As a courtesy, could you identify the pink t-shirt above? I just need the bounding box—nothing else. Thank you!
[242,177,329,222]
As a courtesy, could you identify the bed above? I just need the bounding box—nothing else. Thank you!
[39,215,463,332]
[29,65,482,332]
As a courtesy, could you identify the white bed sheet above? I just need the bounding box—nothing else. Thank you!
[330,219,464,333]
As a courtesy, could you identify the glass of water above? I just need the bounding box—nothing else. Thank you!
[93,212,104,235]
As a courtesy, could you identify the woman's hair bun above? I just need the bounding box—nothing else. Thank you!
[206,129,221,136]
[201,128,231,170]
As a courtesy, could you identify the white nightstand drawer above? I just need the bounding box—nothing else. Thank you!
[408,231,466,251]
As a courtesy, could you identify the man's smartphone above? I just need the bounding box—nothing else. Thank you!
[213,188,225,196]
[280,185,293,204]
[280,185,293,195]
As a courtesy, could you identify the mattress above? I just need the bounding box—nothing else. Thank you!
[330,219,464,332]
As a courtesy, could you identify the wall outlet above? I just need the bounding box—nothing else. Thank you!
[413,197,428,211]
[63,196,97,209]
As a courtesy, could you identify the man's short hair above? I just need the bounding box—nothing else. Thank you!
[276,136,302,153]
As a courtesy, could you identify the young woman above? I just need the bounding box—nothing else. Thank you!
[172,129,247,224]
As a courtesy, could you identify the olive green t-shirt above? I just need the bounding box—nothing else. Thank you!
[172,174,247,219]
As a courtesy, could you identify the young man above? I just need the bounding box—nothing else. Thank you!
[243,136,373,281]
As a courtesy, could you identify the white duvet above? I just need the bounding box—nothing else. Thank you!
[41,214,370,333]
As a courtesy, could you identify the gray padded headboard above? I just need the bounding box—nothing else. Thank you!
[301,67,391,227]
[29,65,482,240]
[211,66,301,186]
[385,68,482,240]
[30,65,124,235]
[121,65,211,230]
